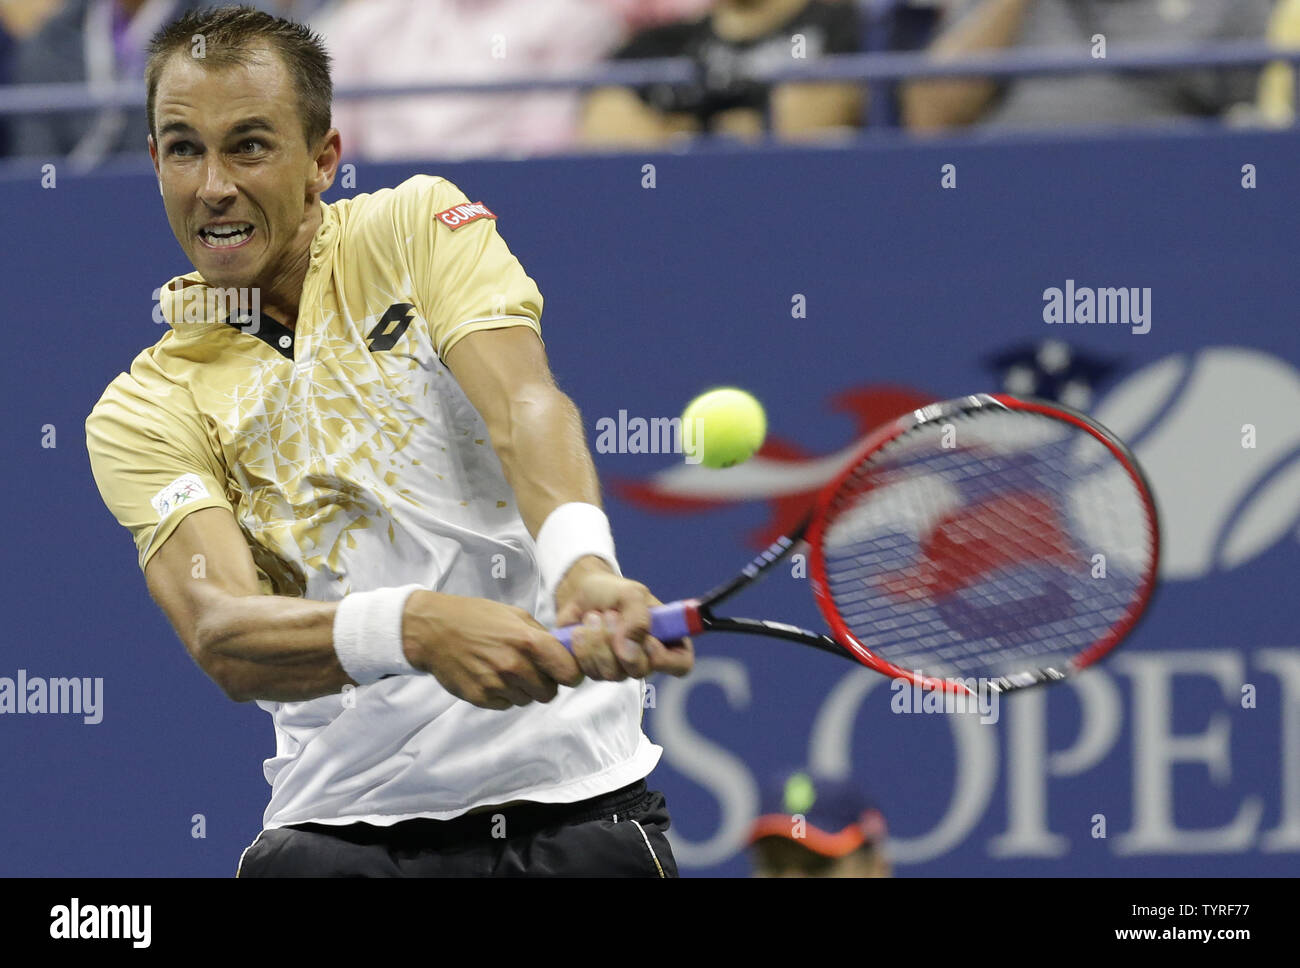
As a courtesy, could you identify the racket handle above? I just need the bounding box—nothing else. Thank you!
[551,600,700,650]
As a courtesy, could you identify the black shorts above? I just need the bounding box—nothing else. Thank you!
[235,780,678,877]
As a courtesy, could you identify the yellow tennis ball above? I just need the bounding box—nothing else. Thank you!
[682,387,766,468]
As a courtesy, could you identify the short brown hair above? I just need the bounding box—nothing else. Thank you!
[146,5,332,146]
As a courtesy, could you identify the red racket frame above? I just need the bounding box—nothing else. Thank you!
[804,394,1161,695]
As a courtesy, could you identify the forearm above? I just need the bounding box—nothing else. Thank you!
[902,0,1035,130]
[488,385,623,602]
[491,385,603,538]
[196,590,445,703]
[193,593,353,702]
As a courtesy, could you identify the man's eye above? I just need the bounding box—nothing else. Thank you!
[168,142,195,156]
[238,139,264,153]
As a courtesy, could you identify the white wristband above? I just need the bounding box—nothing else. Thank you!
[535,502,622,600]
[333,584,426,685]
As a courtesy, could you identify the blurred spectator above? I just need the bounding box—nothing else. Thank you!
[598,0,716,32]
[581,0,864,147]
[258,0,335,16]
[10,0,209,162]
[0,0,63,157]
[6,2,335,162]
[902,0,1276,132]
[747,770,891,878]
[885,0,963,51]
[1257,0,1300,125]
[317,0,626,161]
[0,0,62,37]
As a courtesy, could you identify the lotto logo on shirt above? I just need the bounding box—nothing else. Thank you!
[436,201,496,230]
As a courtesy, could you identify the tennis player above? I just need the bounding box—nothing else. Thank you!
[85,6,692,877]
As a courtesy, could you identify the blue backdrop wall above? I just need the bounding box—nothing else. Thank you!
[1,125,1297,877]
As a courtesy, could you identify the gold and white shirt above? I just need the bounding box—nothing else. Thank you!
[86,175,657,828]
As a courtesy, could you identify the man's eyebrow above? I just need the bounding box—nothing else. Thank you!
[156,117,278,139]
[229,117,277,136]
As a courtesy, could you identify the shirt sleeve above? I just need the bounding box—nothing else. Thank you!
[86,373,234,574]
[398,175,545,360]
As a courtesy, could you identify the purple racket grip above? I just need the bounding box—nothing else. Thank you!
[551,600,699,651]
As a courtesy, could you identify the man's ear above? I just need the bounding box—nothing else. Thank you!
[148,135,163,195]
[309,128,342,196]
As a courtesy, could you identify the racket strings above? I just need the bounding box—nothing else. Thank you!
[819,409,1155,683]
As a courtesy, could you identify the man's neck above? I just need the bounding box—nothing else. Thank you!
[250,200,325,333]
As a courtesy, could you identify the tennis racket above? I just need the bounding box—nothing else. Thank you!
[553,393,1160,696]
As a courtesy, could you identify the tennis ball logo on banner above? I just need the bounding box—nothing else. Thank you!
[1089,347,1300,579]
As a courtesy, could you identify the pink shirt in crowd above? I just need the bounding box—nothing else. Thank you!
[319,0,633,160]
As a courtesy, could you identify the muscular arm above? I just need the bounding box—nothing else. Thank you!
[144,326,682,706]
[443,326,617,603]
[444,325,695,678]
[900,0,1036,131]
[144,506,565,707]
[444,327,597,536]
[144,506,351,703]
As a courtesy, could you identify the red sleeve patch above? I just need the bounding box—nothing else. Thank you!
[435,201,497,230]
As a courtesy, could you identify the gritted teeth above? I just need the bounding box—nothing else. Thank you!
[202,221,252,236]
[200,222,253,246]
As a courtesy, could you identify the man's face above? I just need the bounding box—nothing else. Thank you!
[149,44,326,291]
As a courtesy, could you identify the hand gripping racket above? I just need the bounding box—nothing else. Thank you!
[553,393,1160,696]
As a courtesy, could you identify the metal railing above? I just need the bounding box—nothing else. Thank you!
[1,41,1298,118]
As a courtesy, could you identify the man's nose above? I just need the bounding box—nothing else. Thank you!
[197,157,236,207]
